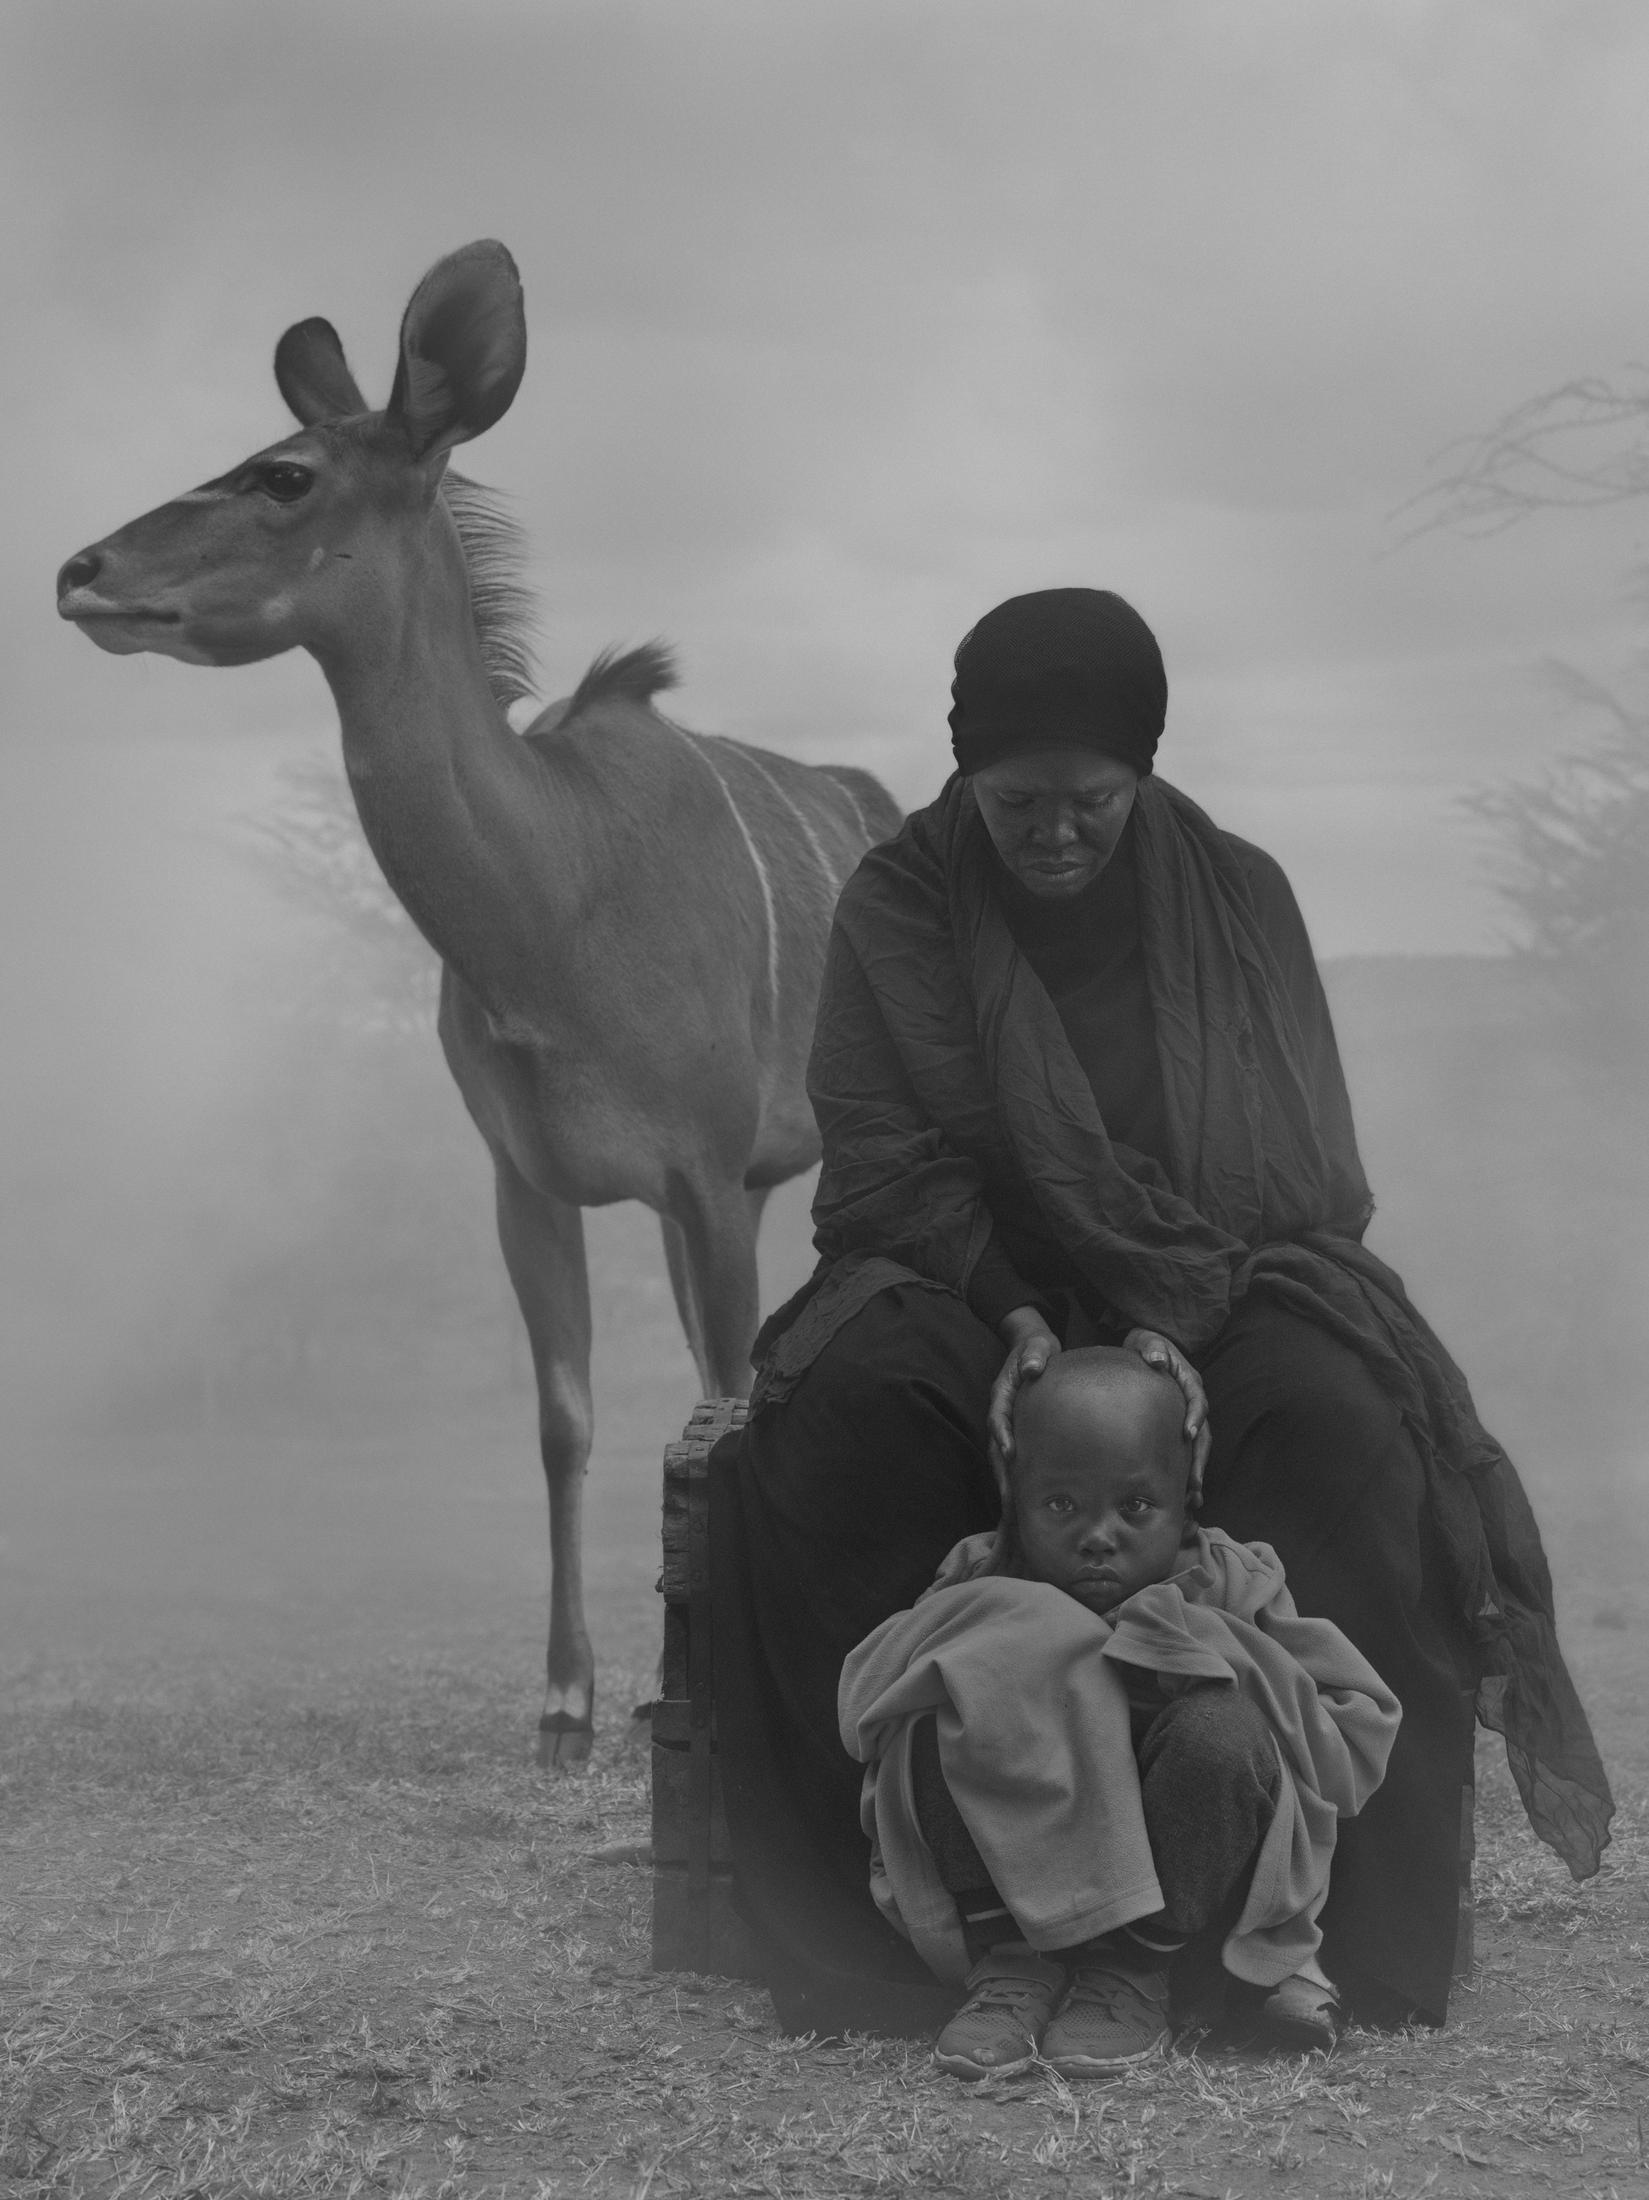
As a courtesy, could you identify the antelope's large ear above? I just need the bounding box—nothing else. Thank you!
[274,318,370,425]
[386,240,526,460]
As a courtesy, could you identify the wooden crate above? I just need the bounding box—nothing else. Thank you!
[651,1397,765,1979]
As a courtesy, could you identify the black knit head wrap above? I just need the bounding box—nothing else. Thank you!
[948,587,1167,778]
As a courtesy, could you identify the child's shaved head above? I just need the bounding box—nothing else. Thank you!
[1014,1348,1189,1478]
[1003,1347,1194,1615]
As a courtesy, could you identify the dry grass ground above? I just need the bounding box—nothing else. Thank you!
[3,1582,1645,2200]
[3,993,1646,2197]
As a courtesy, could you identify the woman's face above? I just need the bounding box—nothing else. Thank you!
[970,748,1140,899]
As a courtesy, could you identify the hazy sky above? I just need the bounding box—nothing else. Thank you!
[11,0,1649,926]
[5,1,1649,1401]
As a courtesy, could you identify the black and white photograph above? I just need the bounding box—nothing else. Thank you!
[4,4,1646,2193]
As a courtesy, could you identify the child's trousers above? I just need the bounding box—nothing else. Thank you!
[910,1684,1281,1945]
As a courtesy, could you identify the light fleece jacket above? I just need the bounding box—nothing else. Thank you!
[838,1526,1401,1988]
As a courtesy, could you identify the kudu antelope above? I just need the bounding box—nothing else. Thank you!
[57,241,899,1764]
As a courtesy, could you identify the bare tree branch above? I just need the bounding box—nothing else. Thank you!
[1393,364,1649,1005]
[1396,368,1649,540]
[1460,672,1649,971]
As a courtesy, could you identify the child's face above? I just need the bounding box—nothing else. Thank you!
[1012,1386,1189,1617]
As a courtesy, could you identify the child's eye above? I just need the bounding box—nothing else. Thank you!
[1044,1496,1075,1516]
[1121,1498,1156,1519]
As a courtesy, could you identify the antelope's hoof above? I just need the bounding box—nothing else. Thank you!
[536,1710,595,1771]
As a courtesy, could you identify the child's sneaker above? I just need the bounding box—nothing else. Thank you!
[1260,1972,1341,2052]
[1041,1953,1172,2075]
[933,1947,1064,2080]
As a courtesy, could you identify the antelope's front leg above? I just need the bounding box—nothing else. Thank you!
[493,1152,596,1769]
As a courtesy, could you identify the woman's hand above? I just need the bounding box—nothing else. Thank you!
[987,1307,1061,1496]
[1124,1327,1212,1505]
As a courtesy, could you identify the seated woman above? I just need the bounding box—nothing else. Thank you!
[709,586,1612,2038]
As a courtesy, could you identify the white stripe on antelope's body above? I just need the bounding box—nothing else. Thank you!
[56,239,901,1767]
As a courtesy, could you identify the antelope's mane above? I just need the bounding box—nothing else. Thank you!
[442,471,539,713]
[439,476,681,722]
[567,640,680,714]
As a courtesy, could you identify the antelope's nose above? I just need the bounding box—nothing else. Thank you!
[58,548,103,599]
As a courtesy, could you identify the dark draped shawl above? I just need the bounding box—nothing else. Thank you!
[758,774,1613,1882]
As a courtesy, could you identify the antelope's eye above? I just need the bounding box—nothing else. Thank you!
[255,461,314,503]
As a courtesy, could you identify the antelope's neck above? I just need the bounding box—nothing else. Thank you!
[312,521,580,1023]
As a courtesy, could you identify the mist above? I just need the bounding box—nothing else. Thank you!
[4,1,1646,1700]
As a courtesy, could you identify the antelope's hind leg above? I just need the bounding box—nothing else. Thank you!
[493,1149,597,1770]
[659,1213,710,1388]
[661,1173,765,1400]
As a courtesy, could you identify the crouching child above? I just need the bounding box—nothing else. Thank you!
[837,1347,1401,2079]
